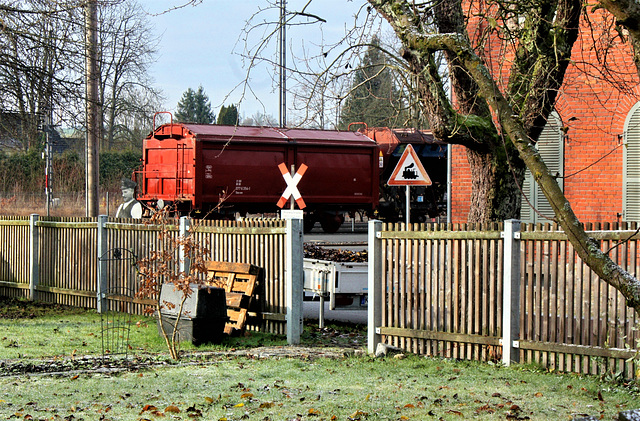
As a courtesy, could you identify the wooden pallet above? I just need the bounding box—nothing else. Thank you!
[205,261,263,335]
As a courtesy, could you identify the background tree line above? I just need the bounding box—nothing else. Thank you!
[174,85,241,126]
[0,0,161,154]
[0,149,141,193]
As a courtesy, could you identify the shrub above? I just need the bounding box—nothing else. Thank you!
[0,149,142,193]
[100,150,142,191]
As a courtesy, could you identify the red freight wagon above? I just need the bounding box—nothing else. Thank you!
[135,123,380,232]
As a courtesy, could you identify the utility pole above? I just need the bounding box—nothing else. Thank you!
[44,116,52,217]
[279,0,286,128]
[85,0,100,217]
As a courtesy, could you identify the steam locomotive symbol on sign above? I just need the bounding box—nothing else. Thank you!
[402,163,419,180]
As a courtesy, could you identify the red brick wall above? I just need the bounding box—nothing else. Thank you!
[451,7,640,223]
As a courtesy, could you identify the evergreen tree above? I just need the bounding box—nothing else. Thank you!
[339,36,405,130]
[217,104,240,125]
[174,85,215,124]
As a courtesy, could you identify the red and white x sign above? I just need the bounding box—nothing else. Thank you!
[276,162,308,209]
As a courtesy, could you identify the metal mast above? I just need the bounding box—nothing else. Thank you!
[279,0,286,127]
[44,116,52,216]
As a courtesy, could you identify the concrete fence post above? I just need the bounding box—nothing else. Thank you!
[97,215,108,313]
[285,215,304,345]
[29,214,39,301]
[179,216,191,276]
[368,219,383,354]
[502,219,521,366]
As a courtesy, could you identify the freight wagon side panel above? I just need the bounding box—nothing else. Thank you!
[296,146,378,207]
[199,144,289,208]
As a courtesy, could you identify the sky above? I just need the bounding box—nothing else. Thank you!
[140,0,372,125]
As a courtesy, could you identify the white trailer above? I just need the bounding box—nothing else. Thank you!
[303,258,368,326]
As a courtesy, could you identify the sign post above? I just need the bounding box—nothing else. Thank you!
[387,144,432,226]
[276,162,307,344]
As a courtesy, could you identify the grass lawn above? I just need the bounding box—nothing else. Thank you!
[0,297,638,420]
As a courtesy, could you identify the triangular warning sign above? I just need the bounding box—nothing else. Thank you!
[387,144,432,186]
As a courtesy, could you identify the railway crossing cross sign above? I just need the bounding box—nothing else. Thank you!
[277,162,308,209]
[387,144,432,186]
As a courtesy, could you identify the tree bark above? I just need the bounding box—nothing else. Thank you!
[432,31,640,315]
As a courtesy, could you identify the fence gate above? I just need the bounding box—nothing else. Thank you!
[99,247,139,362]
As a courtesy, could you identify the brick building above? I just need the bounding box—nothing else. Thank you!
[450,8,640,224]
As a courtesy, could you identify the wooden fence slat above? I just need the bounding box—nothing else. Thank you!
[425,227,433,355]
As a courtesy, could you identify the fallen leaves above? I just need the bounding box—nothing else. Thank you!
[304,244,368,262]
[446,409,464,416]
[475,404,496,414]
[348,409,369,420]
[138,403,184,417]
[139,404,158,415]
[204,396,218,404]
[308,407,321,415]
[164,404,180,413]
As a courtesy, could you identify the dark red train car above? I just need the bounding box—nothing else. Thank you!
[135,123,380,232]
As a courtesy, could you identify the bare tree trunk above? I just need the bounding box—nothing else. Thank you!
[108,91,117,151]
[466,149,495,223]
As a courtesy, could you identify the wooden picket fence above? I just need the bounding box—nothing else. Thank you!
[0,216,288,334]
[2,215,639,377]
[520,222,640,377]
[369,221,640,378]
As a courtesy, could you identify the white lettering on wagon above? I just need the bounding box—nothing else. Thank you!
[234,179,251,195]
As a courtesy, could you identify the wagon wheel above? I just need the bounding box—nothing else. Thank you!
[303,214,317,233]
[319,213,344,233]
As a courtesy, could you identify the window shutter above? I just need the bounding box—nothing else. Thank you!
[520,169,533,222]
[623,103,640,221]
[521,112,564,223]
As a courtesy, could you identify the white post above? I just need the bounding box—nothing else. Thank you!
[405,185,410,226]
[368,219,383,354]
[285,215,304,344]
[97,215,108,313]
[502,219,521,366]
[179,216,191,276]
[318,293,325,329]
[29,214,39,301]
